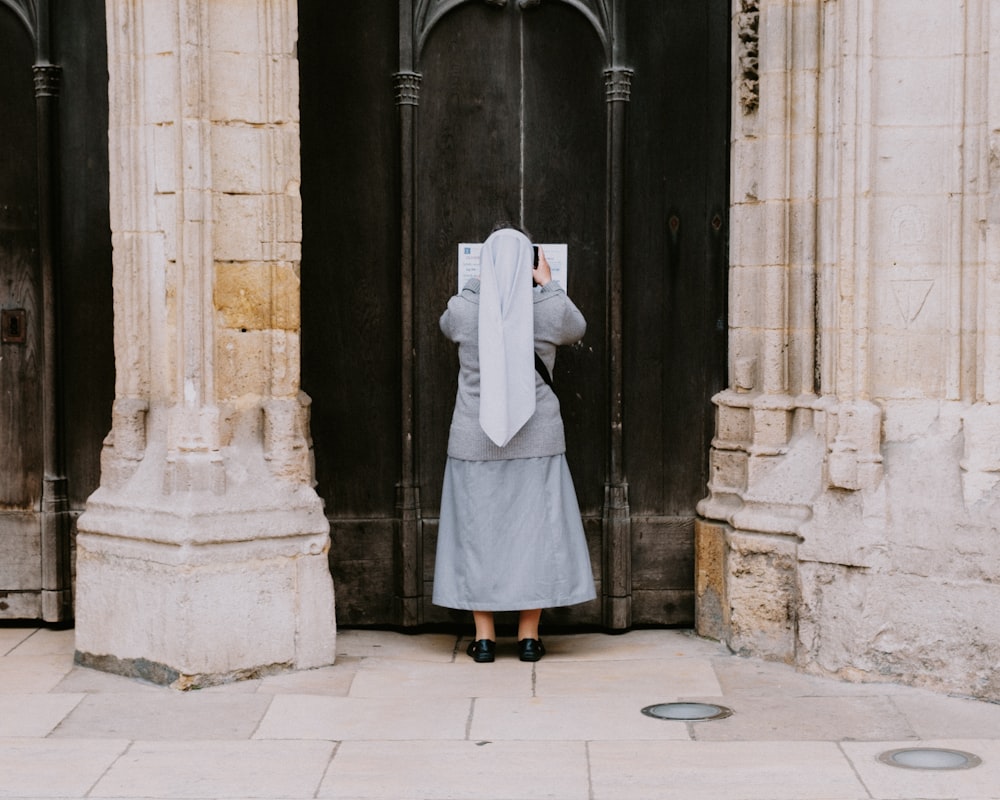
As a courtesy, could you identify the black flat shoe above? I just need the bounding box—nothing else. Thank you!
[518,638,546,662]
[466,639,496,663]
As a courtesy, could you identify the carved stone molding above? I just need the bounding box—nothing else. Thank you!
[736,0,759,114]
[960,403,1000,505]
[32,63,60,97]
[604,66,633,102]
[393,71,422,106]
[412,0,614,64]
[822,400,883,492]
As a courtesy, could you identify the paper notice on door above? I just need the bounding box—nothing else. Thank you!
[458,243,568,292]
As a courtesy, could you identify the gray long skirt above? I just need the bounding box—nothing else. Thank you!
[432,454,597,611]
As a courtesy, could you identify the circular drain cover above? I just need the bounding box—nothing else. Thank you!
[877,748,982,771]
[641,702,733,721]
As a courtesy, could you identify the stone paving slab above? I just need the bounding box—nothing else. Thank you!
[251,661,359,696]
[0,737,130,798]
[52,664,167,694]
[0,654,74,694]
[889,691,1000,739]
[90,740,336,799]
[0,628,35,655]
[348,657,534,699]
[335,631,458,662]
[49,692,274,740]
[256,694,471,741]
[689,693,918,741]
[711,656,914,697]
[533,657,723,698]
[470,695,692,741]
[588,740,867,800]
[318,740,589,799]
[3,628,74,657]
[842,739,1000,800]
[487,629,731,662]
[0,693,84,737]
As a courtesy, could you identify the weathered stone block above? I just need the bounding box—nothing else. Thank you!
[873,126,952,197]
[751,405,793,447]
[213,193,263,261]
[140,0,180,56]
[75,530,335,688]
[727,265,764,328]
[208,0,262,54]
[875,0,957,60]
[270,263,301,331]
[725,530,798,663]
[216,328,269,399]
[875,56,957,128]
[873,196,944,267]
[269,331,302,399]
[710,448,748,492]
[215,262,272,331]
[213,261,301,333]
[209,52,264,123]
[694,518,730,642]
[717,403,751,445]
[211,125,264,194]
[143,53,178,125]
[728,202,767,267]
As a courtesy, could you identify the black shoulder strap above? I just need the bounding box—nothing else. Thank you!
[534,352,553,387]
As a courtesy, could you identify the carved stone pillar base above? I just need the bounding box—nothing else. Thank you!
[75,448,335,689]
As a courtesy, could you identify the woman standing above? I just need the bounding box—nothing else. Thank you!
[432,226,596,662]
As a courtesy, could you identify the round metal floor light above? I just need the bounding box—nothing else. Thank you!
[877,748,982,771]
[641,702,733,721]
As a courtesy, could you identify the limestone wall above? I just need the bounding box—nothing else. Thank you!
[699,0,1000,701]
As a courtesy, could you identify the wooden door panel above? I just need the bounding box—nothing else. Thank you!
[415,4,521,512]
[54,0,115,511]
[620,0,729,624]
[1,9,43,614]
[0,15,41,510]
[300,0,401,520]
[624,0,728,519]
[522,3,607,515]
[0,232,42,507]
[299,0,402,625]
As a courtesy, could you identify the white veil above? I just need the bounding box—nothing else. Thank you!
[477,228,536,447]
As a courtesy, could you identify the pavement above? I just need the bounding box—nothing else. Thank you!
[2,626,1000,800]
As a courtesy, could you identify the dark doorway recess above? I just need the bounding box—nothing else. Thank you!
[0,0,112,622]
[299,0,728,630]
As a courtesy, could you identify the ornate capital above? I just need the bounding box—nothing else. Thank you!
[603,67,633,103]
[394,71,423,106]
[32,64,61,98]
[737,0,759,114]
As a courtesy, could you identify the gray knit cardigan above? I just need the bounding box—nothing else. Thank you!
[440,278,587,461]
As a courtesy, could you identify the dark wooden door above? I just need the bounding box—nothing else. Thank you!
[0,1,112,622]
[0,5,44,619]
[300,0,728,629]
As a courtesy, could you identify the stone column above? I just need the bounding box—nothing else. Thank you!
[696,0,823,659]
[74,0,335,689]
